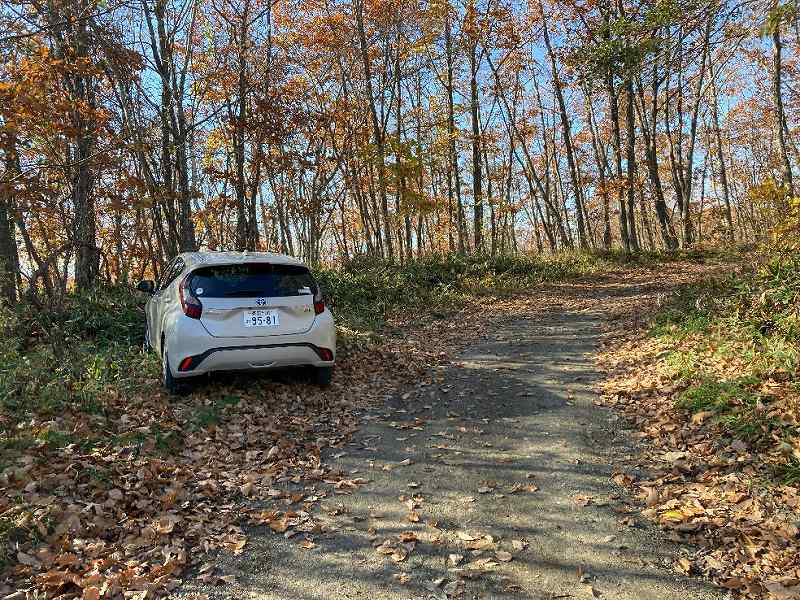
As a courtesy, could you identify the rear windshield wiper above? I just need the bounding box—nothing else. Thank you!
[222,289,268,297]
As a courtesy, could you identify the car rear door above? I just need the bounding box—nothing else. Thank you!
[150,258,184,350]
[191,262,317,338]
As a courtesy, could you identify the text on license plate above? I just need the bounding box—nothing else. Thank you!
[244,309,280,327]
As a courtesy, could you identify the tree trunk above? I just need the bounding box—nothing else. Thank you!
[634,64,678,250]
[772,6,794,197]
[0,147,19,303]
[444,3,466,253]
[709,62,734,241]
[541,9,588,249]
[680,15,712,247]
[356,0,394,259]
[583,80,612,249]
[624,76,640,252]
[71,6,98,289]
[468,5,483,253]
[606,75,629,252]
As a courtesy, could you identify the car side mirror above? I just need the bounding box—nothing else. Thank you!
[137,280,155,295]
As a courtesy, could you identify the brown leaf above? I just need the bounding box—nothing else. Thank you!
[391,547,408,563]
[376,542,395,555]
[675,558,692,574]
[465,535,495,550]
[691,410,713,424]
[611,472,635,487]
[82,587,101,600]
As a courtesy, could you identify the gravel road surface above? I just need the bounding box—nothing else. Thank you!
[178,280,724,600]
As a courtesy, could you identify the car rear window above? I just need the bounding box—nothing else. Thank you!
[189,263,317,298]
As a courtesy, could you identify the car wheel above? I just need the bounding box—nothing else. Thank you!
[162,351,184,395]
[309,366,334,387]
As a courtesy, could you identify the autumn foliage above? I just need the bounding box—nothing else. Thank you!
[0,0,799,303]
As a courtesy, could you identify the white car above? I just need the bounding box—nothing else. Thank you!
[137,252,336,393]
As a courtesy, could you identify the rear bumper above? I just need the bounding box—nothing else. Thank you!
[180,343,332,374]
[166,312,336,378]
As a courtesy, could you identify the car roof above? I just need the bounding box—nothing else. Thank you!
[178,251,307,269]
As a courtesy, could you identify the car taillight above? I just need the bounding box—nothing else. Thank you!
[179,274,203,319]
[317,347,334,361]
[313,287,325,315]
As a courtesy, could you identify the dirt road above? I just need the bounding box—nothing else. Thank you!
[179,273,724,600]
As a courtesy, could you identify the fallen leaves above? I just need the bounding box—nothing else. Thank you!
[374,533,416,564]
[596,264,800,599]
[0,322,447,598]
[222,534,247,554]
[611,472,636,488]
[461,533,495,551]
[495,550,513,562]
[392,572,410,585]
[196,563,235,586]
[5,262,753,599]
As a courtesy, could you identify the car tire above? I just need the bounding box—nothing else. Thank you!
[310,366,334,387]
[162,351,185,395]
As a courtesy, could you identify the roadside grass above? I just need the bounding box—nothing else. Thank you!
[319,248,743,333]
[316,251,617,331]
[781,459,800,485]
[0,287,161,459]
[650,253,800,482]
[675,376,759,413]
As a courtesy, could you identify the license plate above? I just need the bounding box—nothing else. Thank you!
[243,309,280,328]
